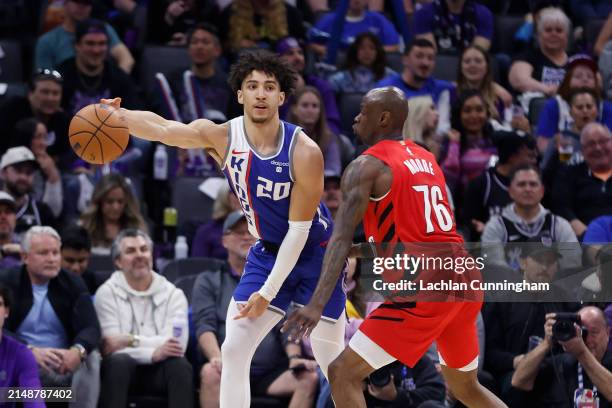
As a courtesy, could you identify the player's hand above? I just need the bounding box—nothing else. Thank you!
[234,292,270,320]
[281,303,324,340]
[100,98,122,110]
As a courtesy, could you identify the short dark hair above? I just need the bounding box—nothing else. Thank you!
[495,131,537,164]
[29,68,63,91]
[405,38,435,55]
[0,282,11,309]
[228,50,297,95]
[509,163,542,184]
[75,18,108,43]
[568,87,599,107]
[186,23,220,46]
[61,224,91,252]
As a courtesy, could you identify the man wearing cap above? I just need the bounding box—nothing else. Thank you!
[0,147,56,243]
[482,236,579,403]
[481,164,581,270]
[0,192,21,269]
[56,18,142,116]
[276,37,342,135]
[512,306,612,408]
[35,0,134,73]
[536,54,612,154]
[463,130,538,239]
[193,212,319,408]
[0,70,70,160]
[323,173,342,220]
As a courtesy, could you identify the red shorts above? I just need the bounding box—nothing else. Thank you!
[358,301,482,369]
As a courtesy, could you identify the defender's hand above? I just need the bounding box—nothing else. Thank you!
[234,293,270,319]
[281,303,324,340]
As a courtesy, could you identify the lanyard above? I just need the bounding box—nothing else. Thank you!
[577,363,598,397]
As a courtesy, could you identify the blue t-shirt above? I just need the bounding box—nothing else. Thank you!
[310,11,400,48]
[413,2,493,41]
[375,73,455,104]
[16,283,68,349]
[35,24,121,70]
[536,97,612,138]
[583,216,612,243]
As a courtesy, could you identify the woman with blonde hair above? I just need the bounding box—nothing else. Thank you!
[80,173,148,255]
[403,95,442,159]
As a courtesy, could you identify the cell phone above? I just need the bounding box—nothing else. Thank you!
[290,364,307,375]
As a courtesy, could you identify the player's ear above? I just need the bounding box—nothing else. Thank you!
[279,91,285,106]
[380,111,391,127]
[237,90,244,105]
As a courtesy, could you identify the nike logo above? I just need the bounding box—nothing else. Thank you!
[232,149,249,155]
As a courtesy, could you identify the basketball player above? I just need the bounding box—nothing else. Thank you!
[100,50,346,407]
[283,87,507,407]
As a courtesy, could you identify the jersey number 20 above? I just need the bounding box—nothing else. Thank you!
[412,185,453,233]
[256,176,291,200]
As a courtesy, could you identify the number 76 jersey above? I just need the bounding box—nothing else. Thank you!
[222,116,332,247]
[362,139,463,245]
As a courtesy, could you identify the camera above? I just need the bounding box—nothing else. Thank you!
[368,365,392,387]
[552,313,581,341]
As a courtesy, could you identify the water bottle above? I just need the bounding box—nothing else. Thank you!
[172,312,185,339]
[174,236,188,260]
[153,144,168,180]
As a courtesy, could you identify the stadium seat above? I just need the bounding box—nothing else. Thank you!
[171,176,215,227]
[338,92,365,139]
[88,254,115,273]
[174,274,200,303]
[0,40,22,82]
[0,82,27,102]
[528,97,548,127]
[161,257,225,284]
[139,45,190,95]
[433,54,459,82]
[492,15,524,55]
[386,51,403,72]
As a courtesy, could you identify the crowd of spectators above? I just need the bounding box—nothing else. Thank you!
[0,0,611,407]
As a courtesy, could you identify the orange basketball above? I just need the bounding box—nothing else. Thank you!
[69,104,129,164]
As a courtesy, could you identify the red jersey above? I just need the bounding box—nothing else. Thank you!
[362,139,463,245]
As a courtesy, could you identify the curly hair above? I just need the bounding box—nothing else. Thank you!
[228,0,288,53]
[80,173,148,249]
[228,49,297,95]
[343,32,387,80]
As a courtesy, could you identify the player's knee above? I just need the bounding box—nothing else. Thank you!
[200,363,221,388]
[329,357,358,386]
[448,374,481,402]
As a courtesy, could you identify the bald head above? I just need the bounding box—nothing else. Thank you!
[579,306,610,361]
[580,122,612,172]
[364,87,408,129]
[580,122,611,144]
[353,87,409,145]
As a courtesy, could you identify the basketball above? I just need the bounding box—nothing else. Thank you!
[69,103,129,164]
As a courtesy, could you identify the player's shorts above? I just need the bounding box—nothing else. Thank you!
[233,240,346,321]
[352,301,482,370]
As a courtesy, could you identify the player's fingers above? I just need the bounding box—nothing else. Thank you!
[234,304,250,320]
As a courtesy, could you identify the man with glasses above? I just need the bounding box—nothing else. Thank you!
[35,0,134,73]
[0,69,71,164]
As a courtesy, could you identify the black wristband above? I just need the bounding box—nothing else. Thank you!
[288,354,302,360]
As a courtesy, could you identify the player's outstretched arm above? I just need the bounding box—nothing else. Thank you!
[100,98,227,152]
[234,133,324,320]
[282,155,383,338]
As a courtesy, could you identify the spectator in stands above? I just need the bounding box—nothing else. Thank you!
[413,0,494,53]
[0,226,101,408]
[94,229,193,408]
[536,55,612,154]
[483,239,578,403]
[35,0,134,73]
[595,12,612,57]
[0,70,70,163]
[569,0,612,33]
[481,164,581,269]
[287,86,342,175]
[328,32,395,94]
[403,95,442,156]
[80,173,148,256]
[9,119,63,219]
[277,37,342,135]
[0,283,44,408]
[0,192,21,269]
[583,215,612,264]
[191,183,241,259]
[323,173,342,220]
[193,212,319,408]
[552,123,612,239]
[153,23,233,125]
[0,147,56,242]
[511,307,612,407]
[456,45,512,121]
[147,0,220,45]
[463,130,538,238]
[60,224,97,295]
[440,89,496,195]
[578,244,612,304]
[376,38,455,133]
[308,0,400,56]
[218,0,305,55]
[509,7,570,99]
[57,19,142,116]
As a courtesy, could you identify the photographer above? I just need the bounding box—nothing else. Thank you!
[365,356,446,408]
[511,307,612,407]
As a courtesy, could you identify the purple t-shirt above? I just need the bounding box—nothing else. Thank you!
[0,334,44,408]
[413,2,493,43]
